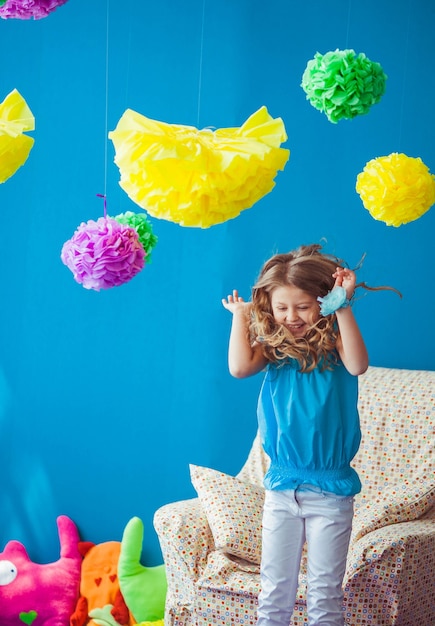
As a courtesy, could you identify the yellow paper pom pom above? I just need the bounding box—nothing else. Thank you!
[0,88,35,183]
[356,153,435,226]
[109,106,290,228]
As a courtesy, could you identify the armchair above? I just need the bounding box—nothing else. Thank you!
[155,366,435,625]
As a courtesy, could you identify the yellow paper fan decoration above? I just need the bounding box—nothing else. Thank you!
[109,106,290,228]
[0,88,35,183]
[356,152,435,227]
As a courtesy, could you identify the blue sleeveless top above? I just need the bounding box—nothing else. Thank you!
[257,357,362,496]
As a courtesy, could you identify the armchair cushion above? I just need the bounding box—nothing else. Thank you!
[190,464,265,565]
[353,474,435,541]
[345,513,435,625]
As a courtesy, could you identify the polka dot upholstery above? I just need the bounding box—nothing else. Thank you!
[190,464,265,564]
[154,366,435,625]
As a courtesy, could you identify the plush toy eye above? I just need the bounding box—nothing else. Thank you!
[0,560,17,585]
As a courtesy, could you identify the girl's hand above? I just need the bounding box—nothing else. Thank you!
[222,289,252,315]
[333,268,356,300]
[222,289,267,378]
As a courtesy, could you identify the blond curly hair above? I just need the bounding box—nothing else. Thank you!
[250,244,346,372]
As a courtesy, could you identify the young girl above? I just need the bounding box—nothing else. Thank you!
[222,243,372,626]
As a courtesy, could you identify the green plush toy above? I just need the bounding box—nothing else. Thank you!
[118,517,167,623]
[88,605,120,626]
[89,604,164,626]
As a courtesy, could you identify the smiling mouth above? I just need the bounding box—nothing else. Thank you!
[286,323,305,332]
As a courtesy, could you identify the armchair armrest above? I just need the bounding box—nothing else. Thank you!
[153,497,215,613]
[344,515,435,624]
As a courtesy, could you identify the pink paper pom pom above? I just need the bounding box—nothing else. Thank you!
[0,0,68,19]
[61,217,145,291]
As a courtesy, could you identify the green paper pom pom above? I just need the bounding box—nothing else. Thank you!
[113,211,158,262]
[301,49,387,123]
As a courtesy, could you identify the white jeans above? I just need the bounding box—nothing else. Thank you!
[257,488,354,626]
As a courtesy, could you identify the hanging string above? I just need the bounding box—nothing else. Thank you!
[96,193,107,218]
[397,0,411,152]
[345,0,352,49]
[97,0,110,218]
[123,16,132,115]
[196,0,206,128]
[114,9,133,211]
[103,0,110,199]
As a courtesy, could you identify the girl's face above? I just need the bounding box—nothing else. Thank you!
[270,285,320,337]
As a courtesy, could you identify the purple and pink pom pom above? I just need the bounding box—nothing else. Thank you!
[61,217,145,291]
[0,0,68,19]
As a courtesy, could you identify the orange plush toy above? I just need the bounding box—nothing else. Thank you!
[70,541,133,626]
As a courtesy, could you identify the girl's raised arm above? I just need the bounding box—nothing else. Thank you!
[222,290,268,378]
[333,269,369,376]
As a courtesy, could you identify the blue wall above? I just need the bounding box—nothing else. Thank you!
[0,0,434,564]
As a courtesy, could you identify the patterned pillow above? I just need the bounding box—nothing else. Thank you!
[353,475,435,541]
[190,464,265,564]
